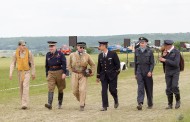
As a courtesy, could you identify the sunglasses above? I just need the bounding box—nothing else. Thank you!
[80,47,84,49]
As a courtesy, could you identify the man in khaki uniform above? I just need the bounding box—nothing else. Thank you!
[68,42,95,111]
[9,40,36,110]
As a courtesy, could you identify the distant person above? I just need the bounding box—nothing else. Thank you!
[159,40,182,109]
[9,40,36,110]
[67,42,95,111]
[134,37,155,110]
[96,41,120,111]
[45,41,67,110]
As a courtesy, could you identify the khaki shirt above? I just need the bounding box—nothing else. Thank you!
[10,50,36,76]
[67,51,95,75]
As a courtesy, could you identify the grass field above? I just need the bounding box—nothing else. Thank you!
[0,53,190,122]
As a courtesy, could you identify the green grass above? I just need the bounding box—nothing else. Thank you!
[0,53,190,121]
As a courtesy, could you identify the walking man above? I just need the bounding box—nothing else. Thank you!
[97,41,120,111]
[159,40,181,109]
[9,40,36,110]
[67,42,95,111]
[45,41,67,110]
[134,37,155,110]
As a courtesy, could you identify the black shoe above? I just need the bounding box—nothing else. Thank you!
[58,104,62,109]
[80,106,84,111]
[21,106,27,110]
[147,106,153,109]
[45,104,52,110]
[114,103,119,109]
[175,101,181,109]
[165,104,173,109]
[137,103,142,110]
[100,107,107,111]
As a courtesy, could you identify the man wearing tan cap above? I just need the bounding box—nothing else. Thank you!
[9,40,36,110]
[68,42,95,111]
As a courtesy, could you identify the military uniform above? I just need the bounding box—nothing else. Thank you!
[67,42,95,111]
[134,37,155,110]
[10,41,36,109]
[97,41,120,111]
[161,40,181,109]
[45,41,67,109]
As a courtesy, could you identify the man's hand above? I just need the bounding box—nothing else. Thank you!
[135,75,137,80]
[9,75,12,80]
[96,78,100,83]
[159,57,166,62]
[162,50,168,57]
[62,74,66,80]
[147,72,152,77]
[32,75,36,80]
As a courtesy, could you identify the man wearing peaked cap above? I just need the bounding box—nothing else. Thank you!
[163,40,174,45]
[97,41,120,111]
[135,37,155,110]
[159,40,182,109]
[139,37,149,42]
[45,41,67,110]
[48,41,57,46]
[67,42,95,111]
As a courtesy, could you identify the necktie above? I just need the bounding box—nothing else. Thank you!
[104,53,106,58]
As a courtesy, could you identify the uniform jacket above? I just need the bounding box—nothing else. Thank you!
[162,48,180,74]
[135,47,154,75]
[97,51,120,81]
[67,51,95,75]
[45,50,67,77]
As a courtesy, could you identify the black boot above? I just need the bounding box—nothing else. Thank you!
[58,92,63,109]
[175,94,181,109]
[114,98,119,109]
[166,95,173,109]
[137,103,143,110]
[45,92,54,110]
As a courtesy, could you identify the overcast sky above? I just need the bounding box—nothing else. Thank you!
[0,0,189,37]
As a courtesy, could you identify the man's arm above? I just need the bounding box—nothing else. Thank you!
[149,50,155,73]
[97,54,101,79]
[45,54,49,77]
[61,53,67,74]
[134,51,137,75]
[9,52,16,79]
[88,54,96,75]
[67,53,73,73]
[29,51,36,77]
[113,52,120,73]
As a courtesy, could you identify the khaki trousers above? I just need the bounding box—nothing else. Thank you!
[71,72,87,106]
[17,70,30,107]
[47,70,66,93]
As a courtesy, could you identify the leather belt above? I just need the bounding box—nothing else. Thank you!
[49,66,61,69]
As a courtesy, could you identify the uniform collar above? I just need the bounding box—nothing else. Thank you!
[167,46,174,53]
[49,50,58,55]
[103,49,108,55]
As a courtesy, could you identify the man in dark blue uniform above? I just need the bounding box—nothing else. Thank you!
[45,41,67,110]
[135,37,155,110]
[96,41,120,111]
[159,40,181,109]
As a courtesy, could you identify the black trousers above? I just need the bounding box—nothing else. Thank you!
[136,73,153,106]
[101,74,118,107]
[165,72,180,96]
